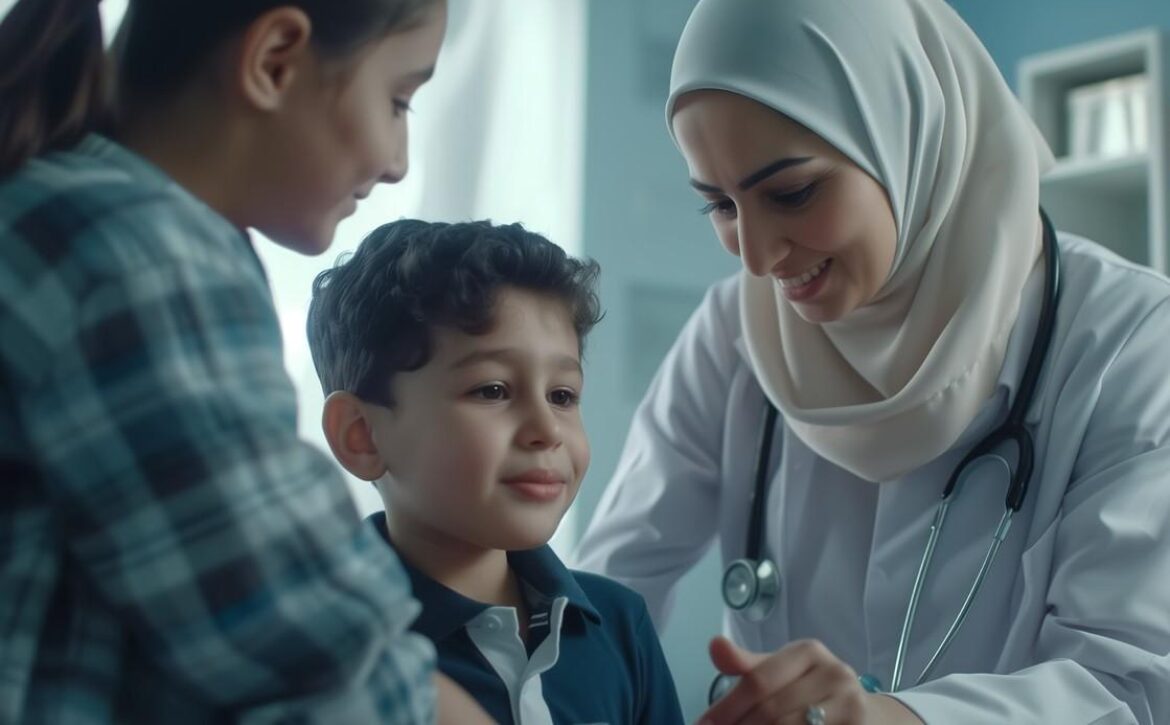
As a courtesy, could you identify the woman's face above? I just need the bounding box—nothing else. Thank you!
[671,90,898,324]
[258,1,448,254]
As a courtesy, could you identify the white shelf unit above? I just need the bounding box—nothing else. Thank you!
[1019,28,1169,272]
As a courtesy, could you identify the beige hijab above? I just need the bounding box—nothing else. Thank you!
[667,0,1054,482]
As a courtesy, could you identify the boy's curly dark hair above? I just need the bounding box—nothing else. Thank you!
[307,219,603,405]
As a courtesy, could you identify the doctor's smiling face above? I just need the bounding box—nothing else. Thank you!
[671,90,898,324]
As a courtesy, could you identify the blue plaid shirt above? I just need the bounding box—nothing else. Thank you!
[0,136,435,724]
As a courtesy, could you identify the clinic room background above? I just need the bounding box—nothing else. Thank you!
[93,0,1170,720]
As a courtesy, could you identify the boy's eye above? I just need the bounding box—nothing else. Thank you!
[549,389,580,407]
[472,384,508,401]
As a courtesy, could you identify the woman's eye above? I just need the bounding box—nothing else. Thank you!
[549,389,580,407]
[392,97,413,116]
[698,198,737,219]
[472,384,508,401]
[771,182,817,208]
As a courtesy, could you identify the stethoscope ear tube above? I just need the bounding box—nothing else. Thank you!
[891,210,1062,689]
[744,402,780,562]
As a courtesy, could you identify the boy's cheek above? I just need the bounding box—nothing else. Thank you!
[572,430,592,479]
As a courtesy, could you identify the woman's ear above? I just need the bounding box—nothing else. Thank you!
[234,7,314,112]
[321,391,390,481]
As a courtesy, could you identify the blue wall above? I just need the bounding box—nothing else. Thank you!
[575,2,732,719]
[577,1,1169,720]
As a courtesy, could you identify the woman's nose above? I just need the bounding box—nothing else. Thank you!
[381,152,408,185]
[737,211,790,277]
[380,127,410,184]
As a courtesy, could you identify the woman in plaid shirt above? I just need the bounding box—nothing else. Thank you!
[0,0,489,722]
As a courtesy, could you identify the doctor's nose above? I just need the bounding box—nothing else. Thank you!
[737,212,791,277]
[517,402,562,450]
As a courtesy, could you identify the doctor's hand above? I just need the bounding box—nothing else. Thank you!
[698,637,923,725]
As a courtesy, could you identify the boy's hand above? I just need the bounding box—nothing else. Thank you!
[436,673,496,724]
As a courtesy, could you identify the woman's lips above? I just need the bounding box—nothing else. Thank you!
[778,259,832,301]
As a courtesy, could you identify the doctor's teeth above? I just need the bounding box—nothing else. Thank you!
[780,260,828,288]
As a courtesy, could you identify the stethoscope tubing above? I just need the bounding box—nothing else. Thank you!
[891,209,1061,690]
[745,403,780,562]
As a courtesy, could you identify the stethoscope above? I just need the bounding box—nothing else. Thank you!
[712,209,1062,702]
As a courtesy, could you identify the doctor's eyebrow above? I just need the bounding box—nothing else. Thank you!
[689,156,813,194]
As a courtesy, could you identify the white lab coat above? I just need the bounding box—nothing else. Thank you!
[576,234,1170,724]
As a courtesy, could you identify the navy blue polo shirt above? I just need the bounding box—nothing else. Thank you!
[368,514,684,725]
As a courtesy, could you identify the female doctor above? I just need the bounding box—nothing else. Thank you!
[575,0,1170,723]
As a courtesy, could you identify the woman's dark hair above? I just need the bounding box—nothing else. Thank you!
[306,220,604,406]
[0,1,108,175]
[0,0,437,176]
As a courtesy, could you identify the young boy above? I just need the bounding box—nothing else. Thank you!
[306,219,684,724]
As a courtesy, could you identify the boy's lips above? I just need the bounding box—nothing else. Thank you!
[502,469,567,502]
[502,468,566,485]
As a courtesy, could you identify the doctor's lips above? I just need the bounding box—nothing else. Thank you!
[502,468,567,502]
[775,258,831,300]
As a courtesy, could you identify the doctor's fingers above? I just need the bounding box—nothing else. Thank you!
[702,639,862,724]
[726,663,864,725]
[710,635,770,676]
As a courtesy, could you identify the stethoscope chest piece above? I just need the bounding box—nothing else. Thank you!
[722,557,780,622]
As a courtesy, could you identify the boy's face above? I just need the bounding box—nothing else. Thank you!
[366,287,589,553]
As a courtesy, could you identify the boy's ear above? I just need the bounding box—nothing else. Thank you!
[235,7,314,112]
[321,392,389,481]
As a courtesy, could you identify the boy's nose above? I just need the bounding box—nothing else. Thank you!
[519,404,562,450]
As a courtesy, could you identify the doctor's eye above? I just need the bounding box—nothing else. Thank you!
[548,388,580,408]
[699,198,737,219]
[470,384,509,401]
[769,182,818,209]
